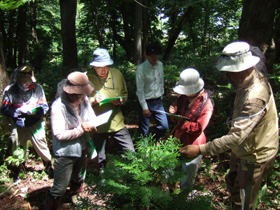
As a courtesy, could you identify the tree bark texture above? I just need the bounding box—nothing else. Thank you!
[16,4,28,66]
[238,0,280,71]
[0,33,9,98]
[60,0,78,75]
[135,0,143,64]
[163,7,193,61]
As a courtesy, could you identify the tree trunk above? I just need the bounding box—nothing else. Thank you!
[16,4,28,66]
[60,0,78,76]
[30,0,43,72]
[274,8,280,63]
[135,0,143,64]
[6,10,17,68]
[163,7,193,61]
[238,0,279,72]
[0,32,9,98]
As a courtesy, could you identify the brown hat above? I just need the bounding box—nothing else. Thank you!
[63,71,94,95]
[16,65,36,82]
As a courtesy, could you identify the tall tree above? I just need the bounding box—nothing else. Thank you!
[60,0,78,75]
[16,4,28,65]
[135,0,143,64]
[238,0,280,71]
[0,32,9,98]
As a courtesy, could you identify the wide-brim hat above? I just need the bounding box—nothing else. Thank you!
[173,68,205,95]
[89,48,114,67]
[63,71,94,95]
[173,79,204,95]
[216,41,260,72]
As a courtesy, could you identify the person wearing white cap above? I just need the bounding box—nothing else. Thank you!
[87,48,135,170]
[180,41,279,210]
[169,68,213,189]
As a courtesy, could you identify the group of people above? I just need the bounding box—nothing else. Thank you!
[0,40,278,210]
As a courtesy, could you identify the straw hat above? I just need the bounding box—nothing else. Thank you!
[89,48,114,67]
[173,68,204,95]
[216,41,260,72]
[63,71,94,95]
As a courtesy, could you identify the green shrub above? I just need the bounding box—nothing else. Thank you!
[84,136,213,209]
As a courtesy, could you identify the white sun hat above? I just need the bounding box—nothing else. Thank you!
[216,41,260,72]
[173,68,204,95]
[89,48,114,67]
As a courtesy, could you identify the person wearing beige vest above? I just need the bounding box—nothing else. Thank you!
[180,41,279,210]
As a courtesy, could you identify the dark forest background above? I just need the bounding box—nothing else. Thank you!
[0,0,279,209]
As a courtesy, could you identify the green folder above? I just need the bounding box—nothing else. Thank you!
[99,96,127,105]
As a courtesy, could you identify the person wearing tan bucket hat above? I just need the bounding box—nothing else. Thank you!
[0,65,53,180]
[46,71,97,209]
[180,41,279,210]
[169,68,213,189]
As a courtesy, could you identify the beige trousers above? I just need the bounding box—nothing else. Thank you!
[225,153,275,210]
[10,120,52,162]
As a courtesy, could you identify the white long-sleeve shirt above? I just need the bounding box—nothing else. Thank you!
[136,60,164,110]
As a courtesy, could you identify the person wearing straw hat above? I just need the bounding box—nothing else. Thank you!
[169,68,213,189]
[45,71,97,209]
[136,42,169,140]
[87,48,135,171]
[0,65,53,179]
[180,41,279,210]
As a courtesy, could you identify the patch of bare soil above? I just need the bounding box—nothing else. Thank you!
[0,159,107,210]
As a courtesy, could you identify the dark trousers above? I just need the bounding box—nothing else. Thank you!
[49,154,86,197]
[93,127,135,166]
[225,153,276,210]
[139,98,169,140]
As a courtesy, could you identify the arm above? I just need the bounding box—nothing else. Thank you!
[136,65,148,110]
[111,71,128,106]
[51,102,84,141]
[36,85,49,115]
[175,100,213,138]
[0,85,20,118]
[199,99,265,155]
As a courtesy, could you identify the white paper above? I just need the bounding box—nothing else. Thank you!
[93,110,113,127]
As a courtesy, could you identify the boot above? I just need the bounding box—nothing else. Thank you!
[44,192,61,210]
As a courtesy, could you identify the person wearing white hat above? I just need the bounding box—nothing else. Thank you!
[180,41,279,210]
[169,68,213,189]
[87,48,135,171]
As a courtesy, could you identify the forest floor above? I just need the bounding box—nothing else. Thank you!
[0,125,277,210]
[0,155,276,210]
[0,154,231,210]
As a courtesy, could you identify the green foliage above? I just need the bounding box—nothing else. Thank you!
[256,153,280,209]
[0,0,29,10]
[84,136,213,209]
[5,147,25,167]
[0,164,11,183]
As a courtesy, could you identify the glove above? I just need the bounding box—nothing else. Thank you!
[15,117,26,128]
[13,108,22,118]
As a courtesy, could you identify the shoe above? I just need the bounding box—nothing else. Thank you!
[44,192,61,210]
[69,183,84,196]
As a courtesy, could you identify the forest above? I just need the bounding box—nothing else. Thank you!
[0,0,280,209]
